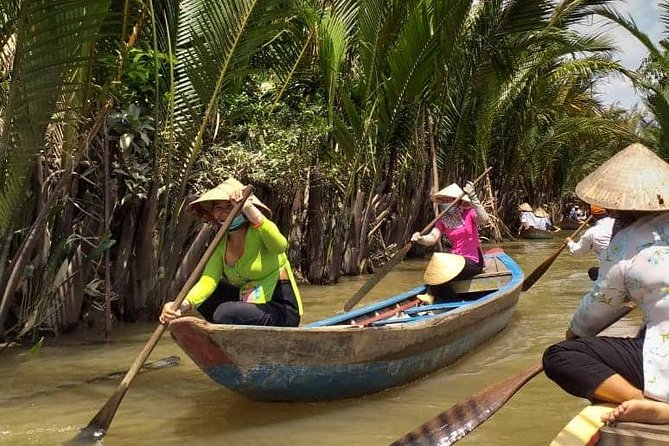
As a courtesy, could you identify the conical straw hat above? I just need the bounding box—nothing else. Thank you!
[188,178,271,216]
[423,253,466,286]
[518,202,533,212]
[432,183,471,204]
[533,207,549,218]
[575,143,669,211]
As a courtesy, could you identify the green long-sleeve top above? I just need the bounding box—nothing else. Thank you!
[185,218,303,315]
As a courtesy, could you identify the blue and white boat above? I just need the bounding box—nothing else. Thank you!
[169,248,523,402]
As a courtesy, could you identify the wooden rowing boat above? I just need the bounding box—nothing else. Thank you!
[550,404,613,446]
[519,226,561,239]
[550,404,669,446]
[168,248,523,402]
[558,217,588,231]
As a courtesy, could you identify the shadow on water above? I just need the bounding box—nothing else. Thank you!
[170,392,359,439]
[0,355,181,405]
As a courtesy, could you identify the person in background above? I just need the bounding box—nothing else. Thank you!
[565,204,614,280]
[533,206,555,230]
[569,205,585,222]
[159,178,303,327]
[411,181,489,280]
[542,143,669,425]
[518,202,539,232]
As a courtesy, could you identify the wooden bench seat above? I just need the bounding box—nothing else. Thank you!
[450,255,512,293]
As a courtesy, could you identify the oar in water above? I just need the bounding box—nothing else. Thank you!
[342,167,493,312]
[521,214,593,291]
[72,186,254,443]
[389,303,636,446]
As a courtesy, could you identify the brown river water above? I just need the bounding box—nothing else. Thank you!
[0,239,642,446]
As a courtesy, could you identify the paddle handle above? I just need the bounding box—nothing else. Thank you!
[521,214,594,291]
[125,185,253,381]
[559,214,593,250]
[168,185,253,311]
[85,186,253,435]
[418,166,493,236]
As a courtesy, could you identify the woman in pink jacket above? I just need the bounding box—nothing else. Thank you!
[411,181,489,300]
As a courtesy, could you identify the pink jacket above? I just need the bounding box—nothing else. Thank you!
[435,208,481,263]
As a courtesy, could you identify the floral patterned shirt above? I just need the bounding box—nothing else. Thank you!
[570,212,669,402]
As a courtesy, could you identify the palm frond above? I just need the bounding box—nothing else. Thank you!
[661,0,669,35]
[593,5,663,58]
[0,0,113,231]
[170,0,293,206]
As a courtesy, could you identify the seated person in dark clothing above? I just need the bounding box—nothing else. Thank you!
[159,178,302,327]
[422,252,467,303]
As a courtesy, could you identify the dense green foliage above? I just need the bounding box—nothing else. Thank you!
[0,0,664,341]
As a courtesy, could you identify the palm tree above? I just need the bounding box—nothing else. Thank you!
[0,0,120,338]
[595,2,669,158]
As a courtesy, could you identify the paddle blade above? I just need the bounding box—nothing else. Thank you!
[521,215,594,292]
[390,363,544,446]
[67,394,121,444]
[343,242,413,311]
[521,251,562,291]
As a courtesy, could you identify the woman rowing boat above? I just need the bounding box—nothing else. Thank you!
[542,143,669,424]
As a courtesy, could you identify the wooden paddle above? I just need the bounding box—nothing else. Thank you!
[73,186,254,442]
[521,214,593,292]
[389,303,636,446]
[342,167,493,312]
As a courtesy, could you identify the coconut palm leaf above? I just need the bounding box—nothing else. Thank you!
[0,0,116,336]
[0,0,113,231]
[551,0,616,26]
[594,2,669,155]
[594,5,663,58]
[168,0,295,206]
[291,0,358,117]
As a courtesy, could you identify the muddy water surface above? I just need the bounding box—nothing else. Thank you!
[0,239,641,446]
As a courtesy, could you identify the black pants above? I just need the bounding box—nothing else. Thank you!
[459,257,485,278]
[197,280,300,327]
[429,255,484,303]
[542,334,644,403]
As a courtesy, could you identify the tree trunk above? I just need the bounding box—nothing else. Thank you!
[287,185,306,281]
[304,167,326,283]
[130,180,160,315]
[158,202,198,302]
[112,201,138,307]
[166,224,214,302]
[342,189,364,274]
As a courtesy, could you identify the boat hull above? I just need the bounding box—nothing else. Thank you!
[558,217,586,230]
[519,227,560,239]
[169,251,523,402]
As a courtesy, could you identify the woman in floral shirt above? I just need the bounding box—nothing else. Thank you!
[543,143,669,424]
